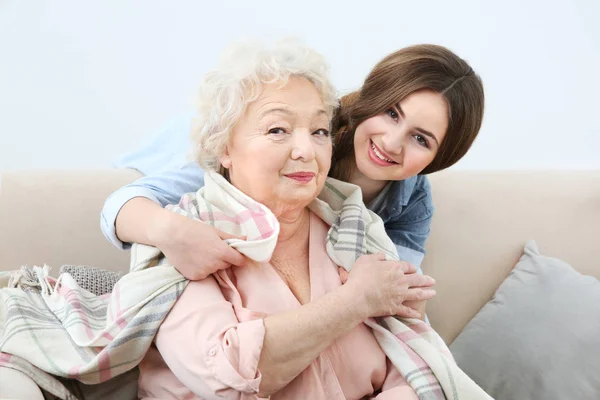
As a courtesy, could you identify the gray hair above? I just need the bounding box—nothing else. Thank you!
[191,38,339,171]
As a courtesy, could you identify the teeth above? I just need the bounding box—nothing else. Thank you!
[371,142,394,163]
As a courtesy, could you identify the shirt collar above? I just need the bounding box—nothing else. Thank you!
[366,176,419,220]
[389,176,419,206]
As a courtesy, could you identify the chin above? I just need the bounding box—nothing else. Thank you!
[356,160,390,180]
[280,187,318,202]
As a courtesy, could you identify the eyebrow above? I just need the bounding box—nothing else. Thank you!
[259,107,328,120]
[396,103,440,147]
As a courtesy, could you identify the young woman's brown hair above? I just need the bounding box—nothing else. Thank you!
[330,44,484,182]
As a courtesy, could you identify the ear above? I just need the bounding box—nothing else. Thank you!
[219,145,232,169]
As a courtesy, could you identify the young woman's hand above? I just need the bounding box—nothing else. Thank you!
[340,253,436,319]
[154,211,248,280]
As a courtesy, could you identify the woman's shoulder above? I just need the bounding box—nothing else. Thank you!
[387,175,432,209]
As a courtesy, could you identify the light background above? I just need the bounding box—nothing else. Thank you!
[1,0,598,170]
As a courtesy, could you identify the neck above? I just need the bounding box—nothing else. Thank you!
[272,207,311,260]
[349,167,388,205]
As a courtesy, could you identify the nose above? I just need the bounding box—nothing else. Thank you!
[291,130,316,161]
[381,125,406,156]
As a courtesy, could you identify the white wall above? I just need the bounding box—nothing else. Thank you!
[1,0,598,170]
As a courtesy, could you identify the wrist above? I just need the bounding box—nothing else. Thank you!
[148,208,178,248]
[336,282,370,322]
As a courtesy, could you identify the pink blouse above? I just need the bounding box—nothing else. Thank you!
[138,212,418,400]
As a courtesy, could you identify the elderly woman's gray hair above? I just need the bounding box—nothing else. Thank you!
[191,39,339,171]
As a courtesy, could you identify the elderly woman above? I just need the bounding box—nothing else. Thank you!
[136,40,438,399]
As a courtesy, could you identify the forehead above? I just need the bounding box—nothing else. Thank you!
[246,77,327,118]
[400,89,449,140]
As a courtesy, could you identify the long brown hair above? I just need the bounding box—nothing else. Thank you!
[330,44,485,182]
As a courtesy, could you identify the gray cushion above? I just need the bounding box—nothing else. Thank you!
[59,265,124,296]
[450,240,600,400]
[42,367,139,400]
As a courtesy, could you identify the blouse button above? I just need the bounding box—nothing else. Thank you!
[208,348,217,356]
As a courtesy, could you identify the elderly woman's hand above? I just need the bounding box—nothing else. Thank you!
[341,253,436,319]
[154,211,248,280]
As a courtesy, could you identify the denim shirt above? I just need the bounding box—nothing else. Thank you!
[102,115,434,270]
[366,175,434,269]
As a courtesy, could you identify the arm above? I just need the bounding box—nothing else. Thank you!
[102,113,198,248]
[257,284,368,396]
[102,163,247,277]
[156,255,432,398]
[155,275,369,399]
[385,198,433,274]
[385,177,435,320]
[387,204,432,321]
[386,203,432,274]
[101,162,206,249]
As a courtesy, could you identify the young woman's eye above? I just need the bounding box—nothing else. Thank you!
[268,127,287,135]
[313,128,330,137]
[386,108,399,121]
[414,134,430,148]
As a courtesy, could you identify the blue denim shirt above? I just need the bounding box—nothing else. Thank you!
[367,176,434,269]
[102,115,434,270]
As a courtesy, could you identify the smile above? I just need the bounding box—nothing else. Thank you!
[369,140,398,166]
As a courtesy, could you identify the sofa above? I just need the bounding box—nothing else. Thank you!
[1,169,599,397]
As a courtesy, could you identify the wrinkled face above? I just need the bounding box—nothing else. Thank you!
[353,89,449,181]
[220,76,332,216]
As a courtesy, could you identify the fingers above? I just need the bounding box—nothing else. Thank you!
[394,305,422,319]
[214,227,248,267]
[220,246,248,268]
[399,262,417,274]
[403,287,436,302]
[405,273,436,288]
[215,228,247,241]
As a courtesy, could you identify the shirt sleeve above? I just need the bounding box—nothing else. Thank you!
[154,277,266,399]
[100,162,206,250]
[112,113,195,176]
[385,177,434,272]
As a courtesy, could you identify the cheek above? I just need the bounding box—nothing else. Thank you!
[320,141,333,164]
[354,127,367,142]
[356,116,385,137]
[406,150,435,171]
[233,145,282,172]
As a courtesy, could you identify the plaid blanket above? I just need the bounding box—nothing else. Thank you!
[0,171,492,399]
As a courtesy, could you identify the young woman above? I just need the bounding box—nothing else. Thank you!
[102,44,484,314]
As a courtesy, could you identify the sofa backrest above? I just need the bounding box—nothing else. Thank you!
[0,170,140,275]
[1,169,599,344]
[424,170,600,343]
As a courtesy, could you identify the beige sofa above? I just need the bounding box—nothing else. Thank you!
[1,169,599,346]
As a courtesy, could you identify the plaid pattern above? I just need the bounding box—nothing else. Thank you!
[0,171,491,399]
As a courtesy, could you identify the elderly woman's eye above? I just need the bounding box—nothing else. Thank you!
[313,129,330,137]
[268,127,287,135]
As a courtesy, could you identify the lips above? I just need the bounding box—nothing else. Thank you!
[368,140,398,166]
[285,172,316,183]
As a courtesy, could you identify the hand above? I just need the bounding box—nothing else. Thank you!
[155,212,248,280]
[340,268,429,320]
[340,253,436,319]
